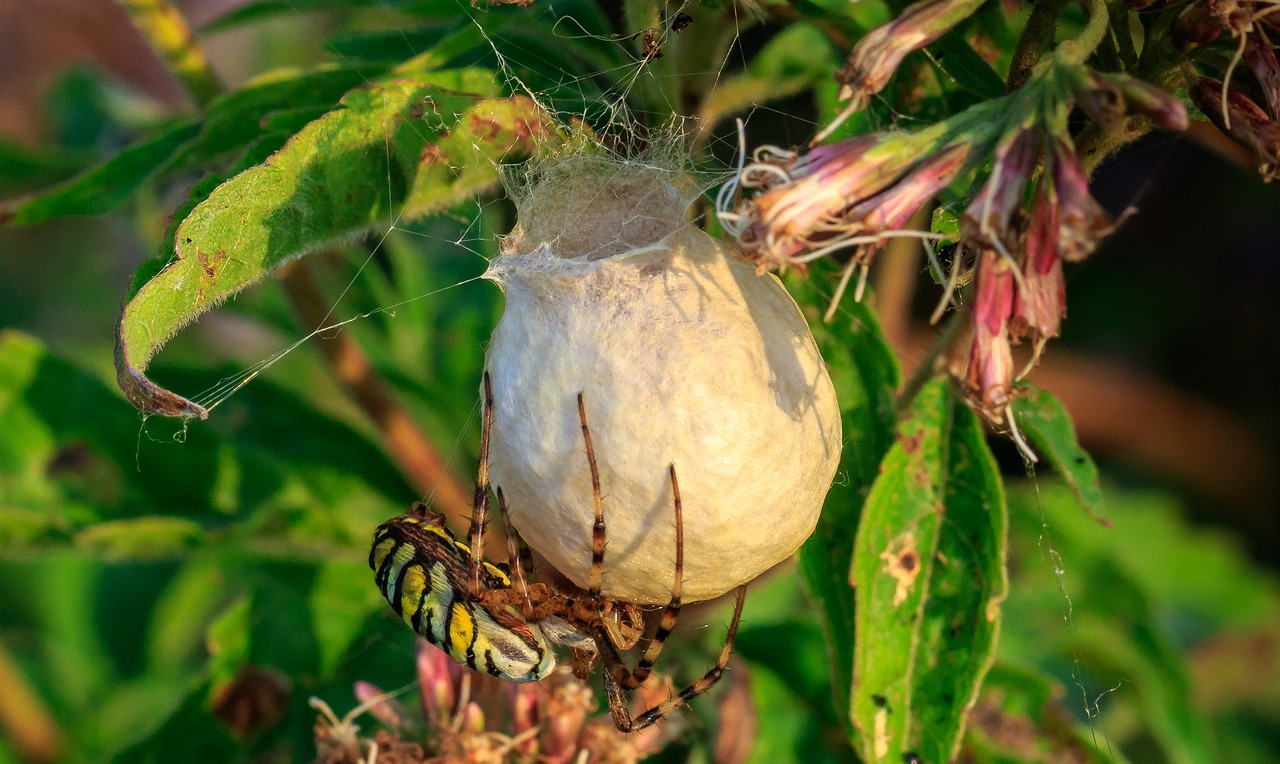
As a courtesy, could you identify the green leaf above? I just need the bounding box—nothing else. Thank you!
[73,517,204,558]
[0,137,86,196]
[199,0,443,33]
[964,662,1128,763]
[324,22,464,63]
[166,65,381,171]
[1014,384,1108,525]
[925,29,1007,100]
[790,268,901,739]
[851,379,1009,763]
[0,121,200,226]
[699,24,838,132]
[114,70,549,418]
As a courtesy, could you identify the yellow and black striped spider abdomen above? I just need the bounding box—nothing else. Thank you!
[370,506,556,682]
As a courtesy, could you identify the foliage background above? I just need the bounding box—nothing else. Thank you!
[1,0,1279,762]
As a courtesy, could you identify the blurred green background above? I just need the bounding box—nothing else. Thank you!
[1,0,1280,762]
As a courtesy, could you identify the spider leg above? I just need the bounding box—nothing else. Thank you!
[495,486,535,619]
[607,585,748,733]
[618,464,684,690]
[467,372,496,596]
[576,392,607,608]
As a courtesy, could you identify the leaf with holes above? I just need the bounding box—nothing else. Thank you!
[850,379,1008,763]
[1015,384,1108,525]
[114,70,549,419]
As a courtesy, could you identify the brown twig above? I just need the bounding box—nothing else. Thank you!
[278,260,473,524]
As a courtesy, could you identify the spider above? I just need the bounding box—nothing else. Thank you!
[369,372,747,732]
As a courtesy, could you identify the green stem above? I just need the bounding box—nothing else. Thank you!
[896,306,970,418]
[1008,0,1071,90]
[118,0,223,106]
[1055,0,1111,66]
[1109,0,1139,69]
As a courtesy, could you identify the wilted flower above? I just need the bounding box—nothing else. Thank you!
[1190,77,1280,180]
[724,125,975,274]
[1010,184,1066,349]
[1245,30,1280,117]
[963,248,1017,423]
[1108,73,1191,130]
[962,120,1039,251]
[834,0,986,112]
[1067,69,1127,129]
[1046,134,1117,260]
[316,639,686,763]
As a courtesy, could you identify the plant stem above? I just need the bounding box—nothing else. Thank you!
[896,306,970,417]
[0,640,62,763]
[1008,0,1071,90]
[1056,0,1111,66]
[117,0,222,108]
[279,261,473,523]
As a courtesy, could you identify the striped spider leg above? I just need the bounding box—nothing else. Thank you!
[369,372,748,732]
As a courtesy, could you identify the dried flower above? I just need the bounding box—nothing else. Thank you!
[1244,30,1280,117]
[834,0,987,111]
[1191,77,1280,180]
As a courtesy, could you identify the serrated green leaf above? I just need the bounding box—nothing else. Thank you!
[114,71,549,418]
[73,517,204,558]
[790,267,901,741]
[1015,384,1108,526]
[851,379,1008,763]
[0,121,200,226]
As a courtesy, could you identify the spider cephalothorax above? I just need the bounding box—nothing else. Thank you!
[370,372,746,731]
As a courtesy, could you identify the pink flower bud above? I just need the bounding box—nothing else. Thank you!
[460,701,485,734]
[416,639,455,726]
[835,0,987,110]
[506,683,540,757]
[353,681,408,730]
